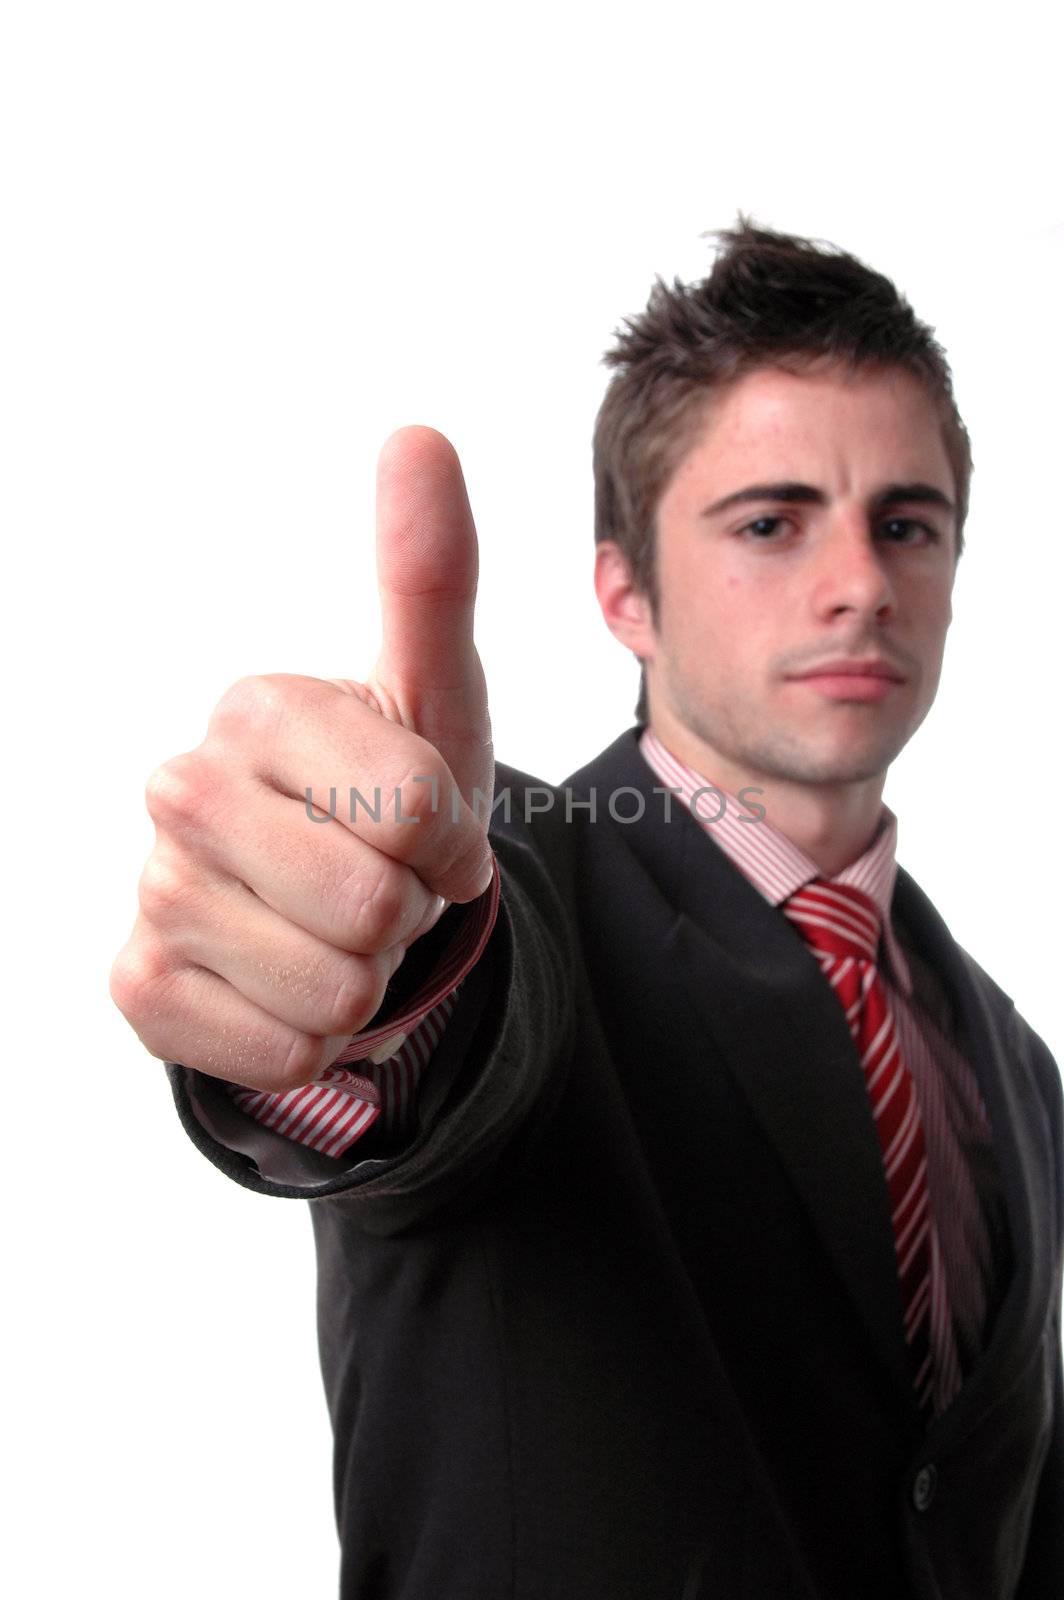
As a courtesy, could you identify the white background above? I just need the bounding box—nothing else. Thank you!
[3,3,1061,1595]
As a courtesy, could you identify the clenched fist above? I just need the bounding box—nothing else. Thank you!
[110,428,495,1093]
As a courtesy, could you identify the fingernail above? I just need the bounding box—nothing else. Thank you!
[415,896,446,939]
[472,852,495,897]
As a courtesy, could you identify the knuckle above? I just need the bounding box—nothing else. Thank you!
[144,752,215,833]
[137,850,195,926]
[209,673,291,742]
[109,933,178,1030]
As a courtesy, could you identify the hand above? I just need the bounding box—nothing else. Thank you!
[110,427,494,1092]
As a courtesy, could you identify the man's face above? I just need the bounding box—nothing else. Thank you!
[610,363,959,792]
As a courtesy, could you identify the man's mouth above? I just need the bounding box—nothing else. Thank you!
[785,657,908,703]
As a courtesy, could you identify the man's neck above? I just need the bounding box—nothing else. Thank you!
[647,716,888,879]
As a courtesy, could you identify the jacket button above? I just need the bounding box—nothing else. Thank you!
[912,1464,938,1512]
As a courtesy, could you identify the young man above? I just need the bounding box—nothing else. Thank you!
[112,222,1064,1599]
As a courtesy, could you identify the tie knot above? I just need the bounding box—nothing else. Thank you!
[783,878,882,963]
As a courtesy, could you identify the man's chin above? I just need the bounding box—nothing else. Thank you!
[749,732,904,788]
[663,702,908,789]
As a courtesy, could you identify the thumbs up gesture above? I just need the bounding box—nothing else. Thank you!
[110,429,496,1092]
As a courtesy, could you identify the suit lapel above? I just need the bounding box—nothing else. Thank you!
[570,729,918,1409]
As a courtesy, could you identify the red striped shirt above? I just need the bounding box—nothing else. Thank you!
[640,726,998,1416]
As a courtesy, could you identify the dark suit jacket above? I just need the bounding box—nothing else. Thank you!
[169,727,1064,1600]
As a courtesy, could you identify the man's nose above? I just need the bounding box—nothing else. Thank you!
[810,513,896,621]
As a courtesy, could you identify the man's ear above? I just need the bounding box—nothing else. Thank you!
[594,541,657,660]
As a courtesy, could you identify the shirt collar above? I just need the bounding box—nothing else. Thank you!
[638,726,912,995]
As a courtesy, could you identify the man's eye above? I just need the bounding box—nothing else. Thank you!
[741,516,788,538]
[881,518,936,543]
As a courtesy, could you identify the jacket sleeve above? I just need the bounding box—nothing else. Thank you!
[164,763,577,1231]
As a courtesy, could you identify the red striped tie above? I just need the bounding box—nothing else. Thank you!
[783,878,935,1416]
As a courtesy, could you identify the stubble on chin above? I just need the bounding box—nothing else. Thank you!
[668,684,912,790]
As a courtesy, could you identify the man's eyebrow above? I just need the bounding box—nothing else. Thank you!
[701,481,956,518]
[871,483,956,518]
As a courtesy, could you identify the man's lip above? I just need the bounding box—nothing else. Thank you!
[787,660,907,683]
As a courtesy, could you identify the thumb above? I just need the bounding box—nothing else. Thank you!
[371,426,493,805]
